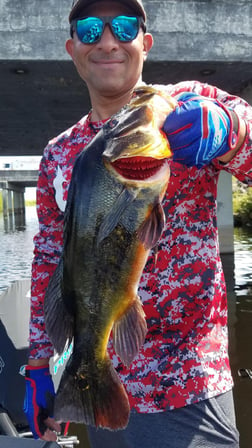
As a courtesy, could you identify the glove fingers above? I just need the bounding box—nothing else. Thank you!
[164,107,202,151]
[163,94,232,167]
[24,379,42,438]
[37,410,49,437]
[44,390,55,418]
[23,366,56,439]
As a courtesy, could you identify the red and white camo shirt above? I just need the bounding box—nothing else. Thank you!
[29,80,252,412]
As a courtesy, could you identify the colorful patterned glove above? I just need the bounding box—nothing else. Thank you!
[23,365,56,439]
[162,92,239,167]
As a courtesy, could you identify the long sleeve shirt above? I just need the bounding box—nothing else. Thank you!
[29,80,252,411]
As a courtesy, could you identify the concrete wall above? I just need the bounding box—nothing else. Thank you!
[146,0,252,62]
[1,0,252,61]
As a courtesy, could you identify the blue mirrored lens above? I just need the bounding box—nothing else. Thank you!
[76,17,103,43]
[75,16,139,44]
[112,16,138,41]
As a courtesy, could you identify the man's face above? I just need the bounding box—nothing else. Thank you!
[66,1,153,100]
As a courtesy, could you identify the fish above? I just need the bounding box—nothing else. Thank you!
[44,85,177,430]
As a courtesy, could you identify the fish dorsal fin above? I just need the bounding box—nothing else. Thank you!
[136,202,166,249]
[97,187,137,244]
[113,296,147,367]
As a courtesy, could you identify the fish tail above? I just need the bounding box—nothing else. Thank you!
[93,359,130,430]
[54,357,130,430]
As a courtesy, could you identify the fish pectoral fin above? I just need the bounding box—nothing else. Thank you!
[97,187,137,244]
[136,201,166,249]
[113,296,147,367]
[44,258,74,354]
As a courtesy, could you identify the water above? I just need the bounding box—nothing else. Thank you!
[234,226,252,297]
[0,208,251,447]
[1,207,251,295]
[0,206,38,293]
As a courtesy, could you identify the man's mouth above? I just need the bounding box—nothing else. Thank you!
[92,58,124,65]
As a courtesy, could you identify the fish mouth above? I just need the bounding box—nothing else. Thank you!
[110,156,167,180]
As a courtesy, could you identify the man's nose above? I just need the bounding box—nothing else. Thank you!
[97,24,120,50]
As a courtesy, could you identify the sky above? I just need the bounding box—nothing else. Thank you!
[0,156,41,170]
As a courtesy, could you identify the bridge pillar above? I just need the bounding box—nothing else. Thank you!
[1,182,25,232]
[2,187,11,232]
[13,189,26,229]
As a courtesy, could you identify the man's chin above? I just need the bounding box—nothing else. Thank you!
[96,81,129,96]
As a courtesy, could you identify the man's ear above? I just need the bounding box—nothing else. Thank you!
[65,38,75,60]
[143,33,153,61]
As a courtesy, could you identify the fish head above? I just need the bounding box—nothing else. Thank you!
[102,86,177,189]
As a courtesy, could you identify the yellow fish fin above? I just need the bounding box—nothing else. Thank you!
[113,296,147,367]
[136,201,166,249]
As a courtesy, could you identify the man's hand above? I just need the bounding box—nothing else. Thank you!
[23,364,61,441]
[162,92,240,167]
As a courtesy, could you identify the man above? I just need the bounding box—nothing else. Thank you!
[23,0,251,446]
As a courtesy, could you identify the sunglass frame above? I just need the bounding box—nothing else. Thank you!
[70,15,146,43]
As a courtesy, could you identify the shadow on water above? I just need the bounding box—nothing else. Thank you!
[221,226,252,448]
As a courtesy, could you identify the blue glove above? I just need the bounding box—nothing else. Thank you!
[163,92,239,167]
[23,365,56,439]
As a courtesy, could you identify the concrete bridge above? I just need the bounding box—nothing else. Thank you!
[0,170,38,231]
[1,0,251,157]
[0,171,38,188]
[0,0,251,250]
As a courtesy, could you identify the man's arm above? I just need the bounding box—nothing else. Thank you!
[28,358,50,366]
[25,150,63,441]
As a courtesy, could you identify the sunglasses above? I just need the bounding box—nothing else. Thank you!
[70,15,146,44]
